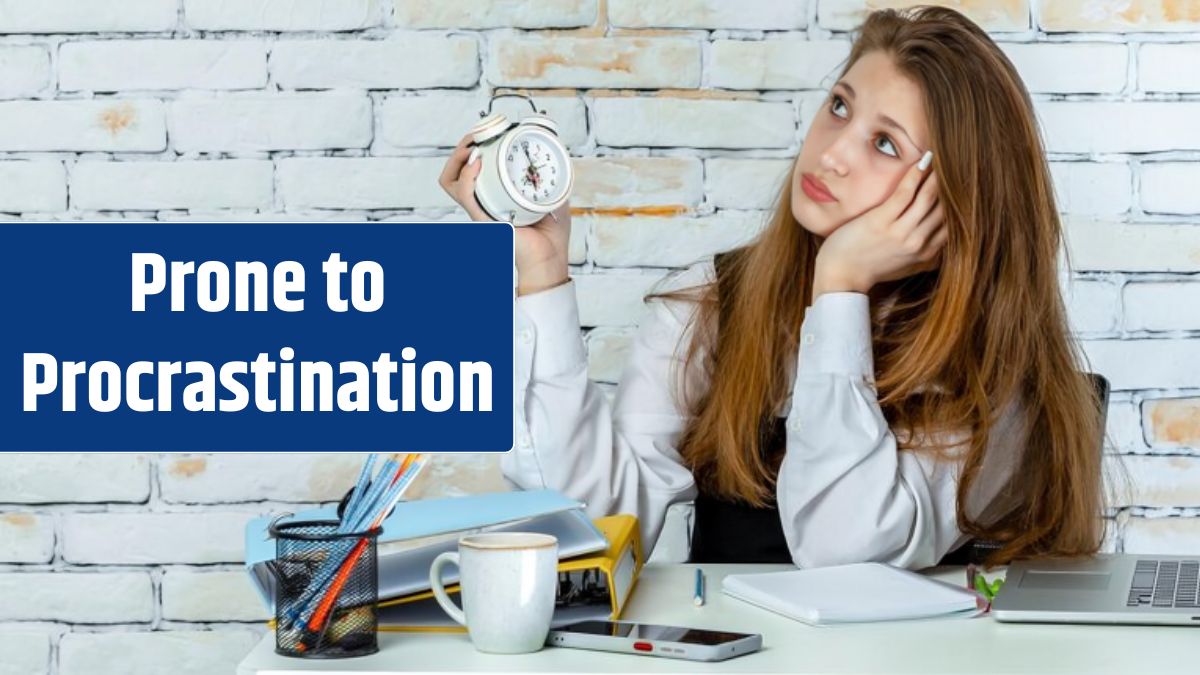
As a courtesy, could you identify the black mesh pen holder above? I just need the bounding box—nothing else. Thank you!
[269,518,381,659]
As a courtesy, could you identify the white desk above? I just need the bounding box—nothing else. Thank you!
[238,563,1199,674]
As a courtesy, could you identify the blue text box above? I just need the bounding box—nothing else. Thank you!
[2,221,514,452]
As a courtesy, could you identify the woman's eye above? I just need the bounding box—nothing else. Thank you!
[829,93,846,115]
[829,94,899,159]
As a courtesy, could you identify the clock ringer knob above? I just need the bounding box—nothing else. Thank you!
[519,113,559,136]
[470,112,510,145]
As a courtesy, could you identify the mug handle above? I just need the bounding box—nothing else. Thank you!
[429,551,467,626]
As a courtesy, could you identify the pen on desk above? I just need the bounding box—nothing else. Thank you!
[694,568,705,606]
[283,454,428,638]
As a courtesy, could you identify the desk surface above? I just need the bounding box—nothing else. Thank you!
[238,563,1200,674]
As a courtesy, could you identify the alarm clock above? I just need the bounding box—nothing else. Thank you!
[465,94,574,226]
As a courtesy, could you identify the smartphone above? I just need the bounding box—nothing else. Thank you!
[547,620,762,662]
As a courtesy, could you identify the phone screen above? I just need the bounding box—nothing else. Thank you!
[558,620,751,646]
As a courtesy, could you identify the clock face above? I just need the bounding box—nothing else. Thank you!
[502,130,569,206]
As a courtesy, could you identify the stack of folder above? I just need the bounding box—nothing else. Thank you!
[245,489,643,632]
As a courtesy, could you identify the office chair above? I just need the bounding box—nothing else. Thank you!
[935,371,1110,566]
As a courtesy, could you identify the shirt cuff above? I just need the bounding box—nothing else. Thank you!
[796,291,874,381]
[515,278,587,379]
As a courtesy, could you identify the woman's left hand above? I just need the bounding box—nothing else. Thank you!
[812,155,947,296]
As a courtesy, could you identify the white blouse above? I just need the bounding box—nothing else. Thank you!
[501,258,1028,570]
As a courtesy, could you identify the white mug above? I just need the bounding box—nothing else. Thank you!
[429,532,558,654]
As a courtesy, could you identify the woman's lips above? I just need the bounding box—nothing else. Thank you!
[801,174,837,202]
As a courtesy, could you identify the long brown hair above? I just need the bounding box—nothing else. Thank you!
[647,5,1107,566]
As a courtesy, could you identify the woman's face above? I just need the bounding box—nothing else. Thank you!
[792,51,931,239]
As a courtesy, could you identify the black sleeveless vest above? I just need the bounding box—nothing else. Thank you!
[686,252,794,564]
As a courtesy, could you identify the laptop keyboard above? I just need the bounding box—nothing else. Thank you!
[1126,559,1200,608]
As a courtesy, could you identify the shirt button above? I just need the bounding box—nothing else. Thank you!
[803,334,815,345]
[518,433,532,448]
[518,329,533,344]
[788,418,802,433]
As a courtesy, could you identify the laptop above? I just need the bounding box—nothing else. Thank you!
[991,372,1200,626]
[992,554,1200,626]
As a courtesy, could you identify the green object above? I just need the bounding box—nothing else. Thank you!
[990,578,1004,596]
[974,575,1005,601]
[974,575,991,598]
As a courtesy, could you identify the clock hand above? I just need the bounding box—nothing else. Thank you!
[525,147,539,172]
[523,148,543,186]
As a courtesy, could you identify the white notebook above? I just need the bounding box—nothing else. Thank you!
[721,562,980,625]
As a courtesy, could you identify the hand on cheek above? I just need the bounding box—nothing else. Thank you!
[812,150,946,298]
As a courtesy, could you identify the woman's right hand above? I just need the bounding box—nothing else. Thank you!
[439,132,572,296]
[812,150,944,297]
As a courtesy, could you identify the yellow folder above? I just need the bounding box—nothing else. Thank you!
[374,513,643,633]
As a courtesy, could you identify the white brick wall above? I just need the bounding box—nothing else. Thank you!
[183,0,382,32]
[999,42,1127,94]
[0,0,178,33]
[0,161,66,212]
[160,570,271,622]
[593,97,796,148]
[1064,279,1120,334]
[1038,101,1200,154]
[0,45,51,98]
[270,35,480,89]
[71,160,274,211]
[1048,161,1132,216]
[375,93,588,151]
[158,453,369,503]
[0,100,166,152]
[486,37,701,89]
[0,631,52,675]
[392,0,597,29]
[0,572,154,623]
[589,212,767,267]
[0,454,150,502]
[60,512,251,565]
[705,158,792,209]
[167,92,373,152]
[710,40,851,90]
[58,40,268,92]
[2,2,1200,672]
[573,157,704,209]
[0,514,54,563]
[277,157,457,209]
[1139,43,1200,92]
[609,0,807,30]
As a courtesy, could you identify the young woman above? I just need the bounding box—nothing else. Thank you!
[440,6,1106,569]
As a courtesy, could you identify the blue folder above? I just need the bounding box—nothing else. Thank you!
[244,489,607,610]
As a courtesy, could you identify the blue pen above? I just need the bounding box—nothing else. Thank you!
[286,455,428,629]
[694,568,705,606]
[284,455,399,625]
[341,455,397,533]
[342,453,377,523]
